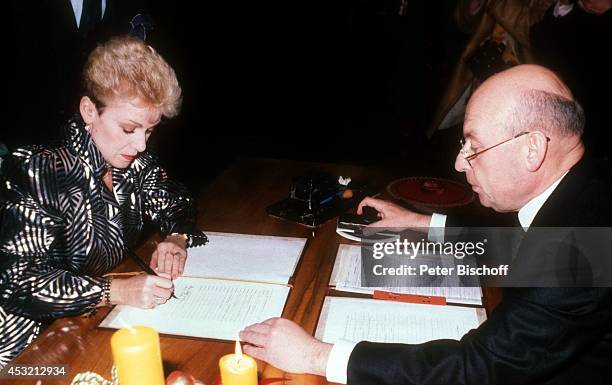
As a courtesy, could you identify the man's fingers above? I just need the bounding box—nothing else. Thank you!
[358,197,388,216]
[262,317,281,325]
[357,197,376,214]
[239,330,268,347]
[240,321,269,335]
[243,345,266,361]
[241,323,271,336]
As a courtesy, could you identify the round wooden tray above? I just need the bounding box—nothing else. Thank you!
[387,177,474,209]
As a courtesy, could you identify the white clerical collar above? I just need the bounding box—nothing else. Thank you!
[518,171,569,230]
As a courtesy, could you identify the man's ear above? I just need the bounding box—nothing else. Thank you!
[525,131,548,172]
[79,96,98,125]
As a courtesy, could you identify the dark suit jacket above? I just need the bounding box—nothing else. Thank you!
[347,156,612,385]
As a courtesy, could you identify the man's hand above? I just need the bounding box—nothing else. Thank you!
[357,196,432,232]
[240,318,332,376]
[150,234,187,279]
[110,274,173,308]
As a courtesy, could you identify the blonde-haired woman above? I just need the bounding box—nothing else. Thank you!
[0,35,207,367]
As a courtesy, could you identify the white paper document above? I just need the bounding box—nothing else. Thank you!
[330,244,483,305]
[183,232,307,284]
[100,232,305,340]
[315,296,486,344]
[100,277,290,340]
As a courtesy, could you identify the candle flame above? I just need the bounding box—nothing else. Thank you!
[235,339,243,359]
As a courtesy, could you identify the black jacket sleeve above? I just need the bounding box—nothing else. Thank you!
[0,149,105,320]
[138,154,208,248]
[347,287,612,385]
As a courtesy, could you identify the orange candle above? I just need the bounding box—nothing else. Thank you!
[219,340,258,385]
[111,326,165,385]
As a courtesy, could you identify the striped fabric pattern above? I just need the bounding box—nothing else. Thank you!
[0,117,207,367]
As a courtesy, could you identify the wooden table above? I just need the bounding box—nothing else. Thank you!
[5,157,499,385]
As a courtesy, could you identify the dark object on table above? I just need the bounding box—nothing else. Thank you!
[267,169,371,227]
[336,208,399,243]
[289,170,340,209]
[338,207,380,227]
[387,176,474,211]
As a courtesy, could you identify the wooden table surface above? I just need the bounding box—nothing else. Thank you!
[4,157,500,385]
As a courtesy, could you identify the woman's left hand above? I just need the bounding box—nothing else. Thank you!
[150,234,187,279]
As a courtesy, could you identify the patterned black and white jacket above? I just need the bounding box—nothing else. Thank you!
[0,117,207,366]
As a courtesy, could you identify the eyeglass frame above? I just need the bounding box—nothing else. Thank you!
[459,131,550,167]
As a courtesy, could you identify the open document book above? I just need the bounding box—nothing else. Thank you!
[100,232,307,340]
[330,244,483,305]
[315,296,487,344]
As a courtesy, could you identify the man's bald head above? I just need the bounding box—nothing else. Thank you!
[478,64,573,100]
[468,65,584,140]
[458,65,585,212]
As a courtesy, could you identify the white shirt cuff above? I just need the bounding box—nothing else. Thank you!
[428,213,447,242]
[326,339,359,384]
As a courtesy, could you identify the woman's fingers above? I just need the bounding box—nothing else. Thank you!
[153,241,187,279]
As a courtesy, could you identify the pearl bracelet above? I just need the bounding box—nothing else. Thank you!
[102,278,112,306]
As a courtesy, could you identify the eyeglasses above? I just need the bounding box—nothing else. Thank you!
[459,131,550,168]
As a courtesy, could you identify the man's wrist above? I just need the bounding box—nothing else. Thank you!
[310,341,333,376]
[417,213,433,228]
[325,340,359,383]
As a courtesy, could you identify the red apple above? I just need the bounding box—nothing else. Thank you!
[166,370,196,385]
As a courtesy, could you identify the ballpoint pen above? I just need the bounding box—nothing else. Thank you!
[124,246,178,299]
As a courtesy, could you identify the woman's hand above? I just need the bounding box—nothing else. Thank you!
[150,234,187,279]
[110,274,173,308]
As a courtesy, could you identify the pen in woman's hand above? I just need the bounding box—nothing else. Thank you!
[125,247,178,299]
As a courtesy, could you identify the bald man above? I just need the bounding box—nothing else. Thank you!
[240,65,612,384]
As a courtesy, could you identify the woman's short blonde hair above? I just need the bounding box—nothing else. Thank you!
[83,35,181,118]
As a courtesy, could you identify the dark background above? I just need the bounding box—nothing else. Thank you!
[3,0,470,193]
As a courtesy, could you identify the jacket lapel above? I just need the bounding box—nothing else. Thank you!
[530,155,592,227]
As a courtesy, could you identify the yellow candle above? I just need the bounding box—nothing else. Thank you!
[219,340,258,385]
[110,326,165,385]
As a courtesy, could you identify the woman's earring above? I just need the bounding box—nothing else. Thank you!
[85,124,92,132]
